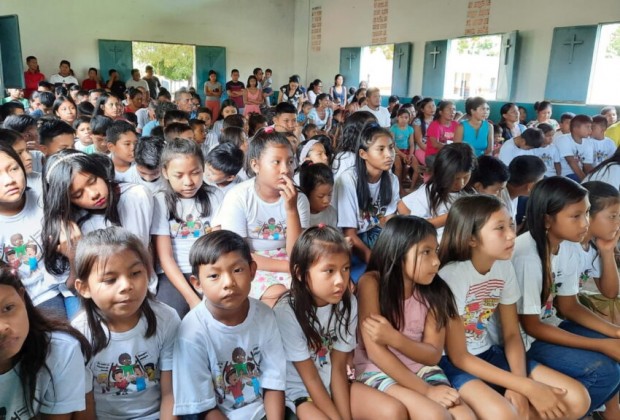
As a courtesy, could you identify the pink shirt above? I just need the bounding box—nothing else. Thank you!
[354,293,428,375]
[425,120,459,157]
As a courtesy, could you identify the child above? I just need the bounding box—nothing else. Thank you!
[590,115,616,166]
[501,155,546,224]
[412,98,436,166]
[301,123,318,141]
[498,127,544,167]
[212,99,239,140]
[86,115,112,155]
[204,70,222,120]
[498,102,527,141]
[127,136,166,193]
[585,147,620,189]
[2,114,45,173]
[425,100,458,169]
[531,123,562,177]
[468,155,509,197]
[106,120,138,182]
[438,195,589,419]
[248,113,268,138]
[355,216,474,419]
[390,108,415,194]
[263,68,274,105]
[555,114,594,181]
[173,230,287,419]
[196,107,213,128]
[578,182,620,322]
[332,112,377,179]
[37,117,76,157]
[163,122,193,143]
[528,101,559,131]
[514,176,620,417]
[273,102,299,136]
[73,227,180,420]
[334,123,400,265]
[243,75,262,116]
[189,118,207,146]
[294,138,329,184]
[554,112,575,139]
[219,126,248,152]
[0,268,91,418]
[0,128,42,196]
[299,161,337,227]
[73,115,92,151]
[398,143,477,240]
[151,138,223,317]
[204,142,245,194]
[53,95,78,126]
[214,129,310,307]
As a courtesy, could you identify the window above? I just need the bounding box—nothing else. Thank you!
[588,23,620,105]
[132,41,195,92]
[443,35,502,100]
[359,44,394,96]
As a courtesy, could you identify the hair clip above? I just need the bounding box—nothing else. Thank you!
[263,126,275,134]
[45,153,78,183]
[318,223,326,228]
[299,139,319,164]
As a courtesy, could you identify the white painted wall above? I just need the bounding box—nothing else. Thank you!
[0,0,295,87]
[293,0,620,102]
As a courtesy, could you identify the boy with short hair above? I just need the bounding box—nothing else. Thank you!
[189,118,207,145]
[106,120,138,181]
[468,155,510,197]
[86,115,113,155]
[38,118,75,156]
[164,122,194,142]
[272,102,298,135]
[502,155,546,224]
[263,69,273,106]
[127,136,166,193]
[590,115,616,167]
[555,114,594,181]
[554,112,575,139]
[196,107,213,128]
[173,230,287,419]
[205,142,245,194]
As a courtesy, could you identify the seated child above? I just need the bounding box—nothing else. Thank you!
[106,120,138,182]
[468,155,509,197]
[204,142,245,195]
[590,115,616,167]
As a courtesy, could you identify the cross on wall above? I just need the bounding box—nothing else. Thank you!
[395,47,405,69]
[429,46,441,69]
[563,34,584,64]
[346,52,357,70]
[503,38,512,65]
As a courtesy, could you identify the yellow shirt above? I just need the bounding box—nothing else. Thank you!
[606,122,620,147]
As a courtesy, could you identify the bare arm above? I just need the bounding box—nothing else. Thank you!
[564,156,586,180]
[331,350,353,420]
[294,358,341,419]
[593,234,620,298]
[342,227,371,263]
[159,370,176,420]
[556,294,620,338]
[453,124,464,143]
[263,389,285,420]
[413,124,426,150]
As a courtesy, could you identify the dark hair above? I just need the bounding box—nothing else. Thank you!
[189,118,206,129]
[157,89,172,101]
[72,115,91,131]
[592,114,608,130]
[2,114,37,133]
[313,134,334,164]
[94,93,122,117]
[74,227,156,354]
[90,115,113,136]
[220,126,246,149]
[160,138,214,223]
[52,95,77,117]
[189,230,252,276]
[265,68,272,74]
[560,112,576,123]
[465,97,487,116]
[206,142,244,176]
[88,67,98,74]
[582,181,620,217]
[289,75,301,84]
[440,195,506,264]
[247,75,258,87]
[122,113,137,126]
[0,128,25,147]
[196,107,212,118]
[0,268,91,414]
[127,87,142,100]
[0,102,25,121]
[355,123,395,213]
[59,59,71,67]
[38,118,75,146]
[570,114,593,131]
[223,114,245,130]
[524,176,588,303]
[285,226,352,351]
[26,55,36,62]
[415,97,435,137]
[521,128,544,148]
[131,68,139,76]
[231,68,239,75]
[601,106,617,116]
[534,101,552,113]
[396,107,410,119]
[369,216,457,331]
[333,111,377,172]
[425,143,477,216]
[245,129,293,177]
[508,155,546,186]
[248,113,268,137]
[106,120,136,144]
[42,150,120,274]
[77,101,95,117]
[155,101,178,121]
[314,93,329,107]
[163,110,189,126]
[135,136,165,170]
[275,102,297,116]
[589,147,620,178]
[299,162,334,196]
[208,69,217,77]
[217,99,238,120]
[0,143,26,190]
[537,122,554,135]
[469,156,509,189]
[301,124,318,140]
[163,122,192,141]
[498,103,519,139]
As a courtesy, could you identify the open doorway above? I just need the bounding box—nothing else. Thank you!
[359,44,394,96]
[132,41,195,94]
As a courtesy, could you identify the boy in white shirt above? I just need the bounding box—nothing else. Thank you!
[590,115,616,167]
[204,143,245,195]
[555,114,594,181]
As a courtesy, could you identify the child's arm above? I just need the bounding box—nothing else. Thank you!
[159,370,176,420]
[153,235,202,308]
[263,389,285,420]
[564,156,586,180]
[593,231,620,298]
[556,294,620,338]
[343,227,371,263]
[407,132,417,159]
[325,115,333,133]
[485,123,494,155]
[277,91,283,104]
[413,124,426,151]
[453,124,464,143]
[252,254,289,272]
[331,350,352,420]
[554,162,562,176]
[294,358,342,419]
[281,175,302,258]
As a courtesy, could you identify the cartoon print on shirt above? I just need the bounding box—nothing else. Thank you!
[312,327,338,367]
[461,280,504,343]
[1,233,42,277]
[253,218,286,240]
[216,346,263,409]
[358,202,387,232]
[92,351,159,396]
[171,212,212,239]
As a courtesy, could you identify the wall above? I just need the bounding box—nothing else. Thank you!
[293,0,620,103]
[0,0,295,87]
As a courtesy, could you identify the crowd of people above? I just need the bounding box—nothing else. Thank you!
[1,56,620,419]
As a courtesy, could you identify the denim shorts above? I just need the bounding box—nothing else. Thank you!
[439,344,539,391]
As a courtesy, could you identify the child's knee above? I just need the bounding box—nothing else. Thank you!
[479,402,518,420]
[422,404,451,420]
[563,381,591,418]
[376,398,408,420]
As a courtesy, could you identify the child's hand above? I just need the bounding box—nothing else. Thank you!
[362,314,397,346]
[56,221,82,259]
[504,389,530,419]
[424,384,460,408]
[525,381,567,419]
[279,175,298,212]
[595,228,620,254]
[344,236,353,249]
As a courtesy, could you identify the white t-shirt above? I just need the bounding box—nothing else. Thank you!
[151,189,224,273]
[49,74,79,85]
[555,133,594,176]
[500,188,518,223]
[332,151,357,180]
[213,179,310,252]
[584,163,620,190]
[400,185,465,240]
[334,167,399,234]
[498,139,533,166]
[0,332,86,418]
[531,144,561,178]
[31,150,45,173]
[512,232,582,349]
[113,161,135,183]
[124,165,166,194]
[439,260,520,355]
[359,105,391,127]
[72,301,180,420]
[274,296,358,403]
[136,108,151,130]
[126,78,150,94]
[0,189,61,306]
[309,205,338,227]
[205,175,244,197]
[26,172,42,201]
[590,137,616,167]
[577,243,603,295]
[173,299,286,419]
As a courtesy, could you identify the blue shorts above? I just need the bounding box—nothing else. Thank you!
[439,345,539,391]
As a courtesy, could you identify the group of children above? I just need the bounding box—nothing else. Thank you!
[1,72,620,419]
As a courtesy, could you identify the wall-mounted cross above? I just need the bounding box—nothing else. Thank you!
[429,46,441,69]
[563,34,583,64]
[503,38,512,65]
[109,44,125,64]
[395,48,405,69]
[346,52,357,70]
[205,50,219,68]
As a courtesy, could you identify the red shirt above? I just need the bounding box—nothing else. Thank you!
[82,79,98,91]
[425,120,459,156]
[24,70,46,98]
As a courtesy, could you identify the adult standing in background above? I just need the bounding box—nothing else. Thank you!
[81,68,102,91]
[23,56,45,98]
[142,65,161,100]
[204,70,222,120]
[226,69,245,114]
[106,69,126,98]
[48,60,78,86]
[126,68,150,97]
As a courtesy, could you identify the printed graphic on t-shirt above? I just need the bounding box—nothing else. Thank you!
[215,346,263,410]
[1,233,42,278]
[462,279,504,343]
[93,351,160,396]
[253,218,286,240]
[542,272,561,319]
[313,326,338,368]
[358,202,387,232]
[0,404,29,420]
[170,212,213,239]
[538,151,554,166]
